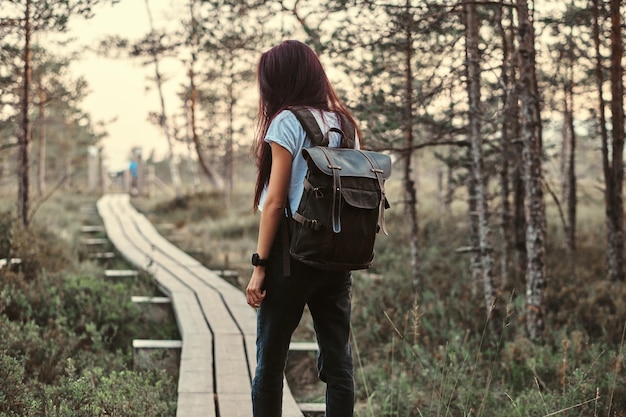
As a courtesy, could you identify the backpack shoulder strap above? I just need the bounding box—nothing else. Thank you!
[289,108,327,146]
[337,113,356,147]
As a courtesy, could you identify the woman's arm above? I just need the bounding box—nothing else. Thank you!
[246,142,292,307]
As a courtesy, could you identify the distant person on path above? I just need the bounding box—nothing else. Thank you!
[246,40,361,417]
[129,158,138,195]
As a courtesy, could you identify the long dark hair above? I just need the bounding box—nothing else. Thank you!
[253,40,361,210]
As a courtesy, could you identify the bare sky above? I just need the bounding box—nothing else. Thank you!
[64,0,185,172]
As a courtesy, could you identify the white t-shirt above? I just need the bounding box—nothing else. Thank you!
[258,109,360,214]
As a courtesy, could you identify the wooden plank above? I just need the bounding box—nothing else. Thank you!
[129,214,203,267]
[0,258,22,269]
[105,269,138,278]
[213,334,252,394]
[131,296,171,304]
[89,252,115,259]
[81,225,105,233]
[216,394,253,417]
[178,332,214,398]
[289,342,319,352]
[82,238,109,245]
[189,266,257,336]
[194,286,241,336]
[178,367,214,393]
[150,270,190,294]
[133,339,182,349]
[171,293,212,339]
[179,333,212,361]
[175,393,216,417]
[298,403,325,413]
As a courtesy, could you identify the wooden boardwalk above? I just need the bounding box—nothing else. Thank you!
[97,194,304,417]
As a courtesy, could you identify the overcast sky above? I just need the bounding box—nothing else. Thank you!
[63,0,185,172]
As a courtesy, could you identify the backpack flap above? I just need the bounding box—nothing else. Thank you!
[302,148,391,180]
[301,147,391,234]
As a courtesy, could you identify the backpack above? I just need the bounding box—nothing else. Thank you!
[286,108,392,272]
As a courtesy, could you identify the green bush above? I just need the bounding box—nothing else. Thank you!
[0,198,177,416]
[0,353,37,417]
[41,361,176,417]
[0,356,176,417]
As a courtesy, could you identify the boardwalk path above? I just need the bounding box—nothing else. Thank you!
[97,194,304,417]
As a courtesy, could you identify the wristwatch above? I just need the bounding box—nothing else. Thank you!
[251,253,269,267]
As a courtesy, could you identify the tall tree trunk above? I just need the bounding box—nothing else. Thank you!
[18,0,32,227]
[512,147,526,285]
[465,1,481,296]
[528,1,543,149]
[593,0,612,282]
[467,169,481,297]
[516,0,547,340]
[188,66,223,190]
[503,5,527,288]
[562,62,577,264]
[37,78,47,197]
[188,0,224,190]
[402,0,420,293]
[606,0,625,282]
[464,0,499,330]
[145,0,183,198]
[225,71,235,208]
[184,104,201,192]
[496,4,515,290]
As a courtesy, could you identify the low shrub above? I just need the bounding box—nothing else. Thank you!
[0,197,178,416]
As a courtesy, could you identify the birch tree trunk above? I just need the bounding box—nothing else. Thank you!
[562,65,577,264]
[18,0,32,227]
[402,0,420,293]
[516,0,547,340]
[463,0,499,329]
[606,0,625,282]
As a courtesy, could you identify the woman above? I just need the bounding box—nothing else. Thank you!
[246,40,361,417]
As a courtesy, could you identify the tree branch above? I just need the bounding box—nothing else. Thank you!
[543,178,569,240]
[0,142,19,152]
[27,173,70,224]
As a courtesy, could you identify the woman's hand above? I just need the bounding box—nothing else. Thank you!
[246,268,267,308]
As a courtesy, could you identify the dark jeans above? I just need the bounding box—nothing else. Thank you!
[252,235,354,417]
